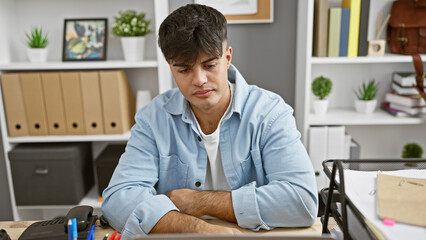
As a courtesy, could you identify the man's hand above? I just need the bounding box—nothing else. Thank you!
[166,188,237,223]
[151,211,242,234]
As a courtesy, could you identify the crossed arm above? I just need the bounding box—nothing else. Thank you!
[151,189,240,234]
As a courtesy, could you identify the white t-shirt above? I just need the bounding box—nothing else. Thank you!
[192,83,235,191]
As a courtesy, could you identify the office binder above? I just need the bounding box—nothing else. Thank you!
[41,72,67,135]
[321,159,426,240]
[0,73,29,137]
[20,73,49,136]
[60,72,86,135]
[80,71,104,135]
[99,70,135,134]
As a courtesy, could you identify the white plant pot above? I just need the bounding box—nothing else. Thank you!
[354,99,377,114]
[27,48,48,63]
[313,99,329,115]
[120,37,145,61]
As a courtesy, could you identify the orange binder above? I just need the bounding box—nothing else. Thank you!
[19,73,49,136]
[60,72,86,135]
[0,73,29,137]
[99,70,135,134]
[41,72,67,135]
[80,71,104,135]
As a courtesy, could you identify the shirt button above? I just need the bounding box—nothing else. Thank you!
[197,136,202,141]
[195,181,201,187]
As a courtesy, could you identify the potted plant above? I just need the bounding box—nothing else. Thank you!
[112,10,151,61]
[402,142,423,167]
[354,79,379,114]
[312,76,332,115]
[25,27,48,63]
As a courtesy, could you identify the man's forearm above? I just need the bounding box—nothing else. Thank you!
[150,210,239,234]
[167,189,237,223]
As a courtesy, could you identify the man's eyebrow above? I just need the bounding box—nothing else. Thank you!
[172,57,218,67]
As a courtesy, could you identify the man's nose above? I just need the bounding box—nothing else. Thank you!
[192,68,207,86]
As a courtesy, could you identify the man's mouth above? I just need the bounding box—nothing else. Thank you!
[193,90,213,97]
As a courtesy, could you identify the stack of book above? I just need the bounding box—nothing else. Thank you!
[312,0,370,57]
[382,72,426,116]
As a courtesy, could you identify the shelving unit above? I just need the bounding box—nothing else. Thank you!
[0,0,172,220]
[295,0,426,183]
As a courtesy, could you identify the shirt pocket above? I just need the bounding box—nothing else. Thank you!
[240,149,263,184]
[158,154,189,193]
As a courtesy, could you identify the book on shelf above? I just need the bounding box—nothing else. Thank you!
[392,82,426,95]
[328,8,342,57]
[393,72,426,87]
[313,0,329,57]
[385,92,426,107]
[339,8,350,56]
[357,0,370,56]
[381,102,409,117]
[342,0,361,57]
[389,102,426,116]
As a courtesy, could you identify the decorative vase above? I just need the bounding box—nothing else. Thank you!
[354,99,377,114]
[120,37,145,61]
[27,48,48,63]
[313,99,329,115]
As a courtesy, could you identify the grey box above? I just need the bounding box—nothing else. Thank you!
[95,144,125,196]
[9,142,94,205]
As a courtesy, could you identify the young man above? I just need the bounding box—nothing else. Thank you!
[102,4,318,238]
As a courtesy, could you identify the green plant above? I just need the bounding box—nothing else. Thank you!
[25,27,48,48]
[355,80,379,101]
[402,143,423,158]
[312,76,332,100]
[112,10,151,37]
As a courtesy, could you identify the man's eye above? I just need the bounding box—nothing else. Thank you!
[206,64,216,69]
[178,68,189,73]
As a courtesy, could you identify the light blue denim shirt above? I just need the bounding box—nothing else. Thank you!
[102,65,318,238]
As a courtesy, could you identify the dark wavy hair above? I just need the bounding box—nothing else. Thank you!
[158,4,227,64]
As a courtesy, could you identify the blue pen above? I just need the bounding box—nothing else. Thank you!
[86,225,95,240]
[67,219,73,240]
[71,218,78,240]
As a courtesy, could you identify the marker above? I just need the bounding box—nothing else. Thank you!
[102,233,109,240]
[86,225,95,240]
[116,234,122,240]
[67,219,73,240]
[109,230,118,240]
[71,218,78,240]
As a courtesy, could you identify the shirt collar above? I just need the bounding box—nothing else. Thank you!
[163,64,249,119]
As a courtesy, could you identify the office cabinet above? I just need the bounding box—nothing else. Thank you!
[0,0,172,220]
[295,0,426,186]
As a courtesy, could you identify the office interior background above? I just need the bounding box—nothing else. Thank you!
[0,0,297,220]
[1,0,425,222]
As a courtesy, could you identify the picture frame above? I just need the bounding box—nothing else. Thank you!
[62,18,108,61]
[195,0,274,24]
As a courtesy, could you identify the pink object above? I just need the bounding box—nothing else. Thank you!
[383,218,395,226]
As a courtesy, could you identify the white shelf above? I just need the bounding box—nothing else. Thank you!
[0,60,158,71]
[311,54,426,64]
[309,108,426,125]
[8,132,131,143]
[17,186,102,210]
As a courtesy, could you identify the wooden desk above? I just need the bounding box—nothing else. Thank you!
[0,218,322,240]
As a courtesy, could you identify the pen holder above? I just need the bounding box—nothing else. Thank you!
[368,40,386,56]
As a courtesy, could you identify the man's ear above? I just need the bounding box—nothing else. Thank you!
[226,46,232,68]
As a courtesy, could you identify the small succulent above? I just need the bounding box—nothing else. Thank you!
[25,27,48,48]
[355,80,379,101]
[112,10,151,37]
[312,76,332,100]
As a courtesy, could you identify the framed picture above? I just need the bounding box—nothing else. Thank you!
[195,0,274,24]
[62,18,107,61]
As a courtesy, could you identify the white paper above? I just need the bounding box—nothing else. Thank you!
[343,169,426,240]
[195,0,257,15]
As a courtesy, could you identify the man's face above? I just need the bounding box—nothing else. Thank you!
[169,44,232,114]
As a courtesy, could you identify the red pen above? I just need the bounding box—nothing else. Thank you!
[115,234,122,240]
[109,230,118,240]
